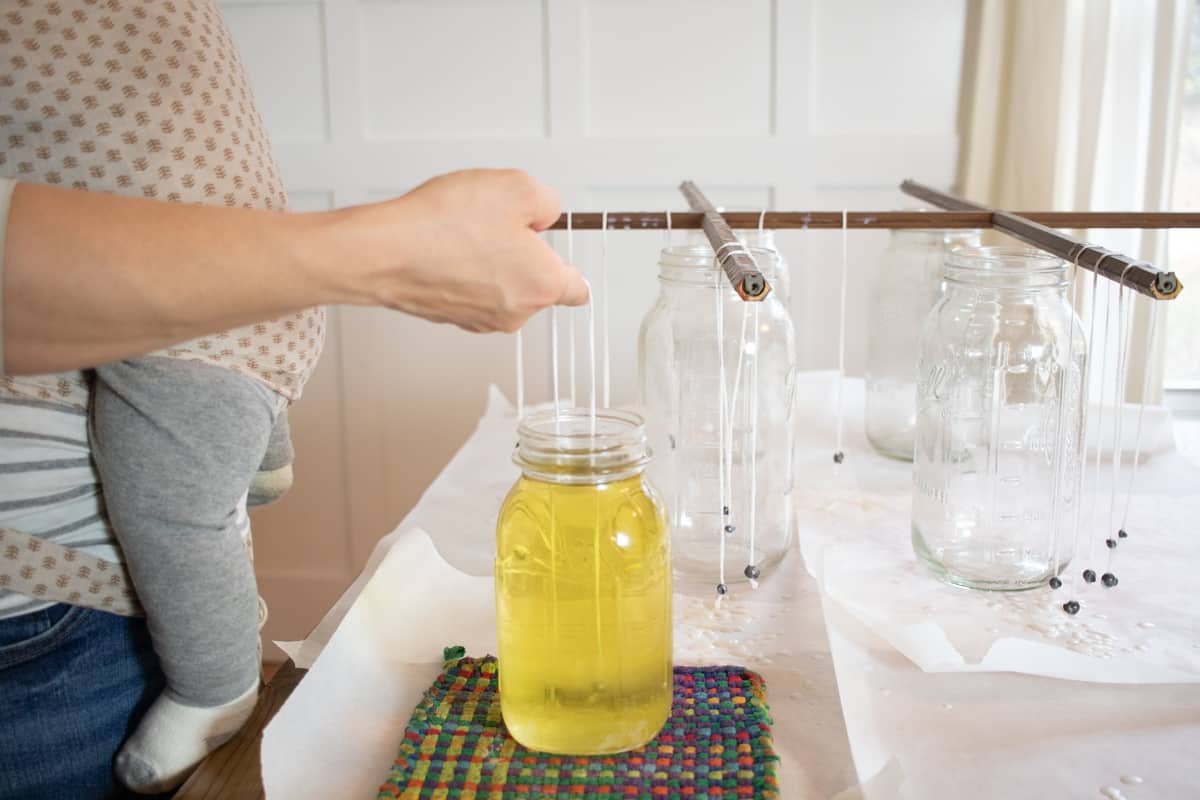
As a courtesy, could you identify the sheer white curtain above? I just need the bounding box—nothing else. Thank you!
[957,0,1193,403]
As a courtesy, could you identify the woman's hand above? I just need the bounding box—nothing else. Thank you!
[326,169,589,332]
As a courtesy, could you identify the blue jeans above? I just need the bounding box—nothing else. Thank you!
[0,604,166,799]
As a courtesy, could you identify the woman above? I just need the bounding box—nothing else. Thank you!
[0,2,584,794]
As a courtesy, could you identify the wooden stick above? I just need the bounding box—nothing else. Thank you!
[900,180,1182,301]
[545,210,1200,231]
[678,181,771,301]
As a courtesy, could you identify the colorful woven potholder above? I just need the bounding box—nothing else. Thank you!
[378,653,780,799]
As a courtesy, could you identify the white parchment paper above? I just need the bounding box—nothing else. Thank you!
[261,386,858,799]
[792,370,1200,685]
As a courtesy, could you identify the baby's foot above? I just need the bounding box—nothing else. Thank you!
[115,680,259,794]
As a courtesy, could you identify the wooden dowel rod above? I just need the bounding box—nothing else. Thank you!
[899,181,1182,301]
[544,210,1200,230]
[678,181,771,301]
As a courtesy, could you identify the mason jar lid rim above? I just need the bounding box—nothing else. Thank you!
[516,407,646,443]
[946,246,1065,273]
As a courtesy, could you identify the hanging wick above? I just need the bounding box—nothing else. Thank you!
[515,328,524,419]
[834,209,849,464]
[567,211,577,408]
[601,210,611,409]
[586,276,597,435]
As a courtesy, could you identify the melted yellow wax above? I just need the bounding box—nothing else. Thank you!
[495,473,672,754]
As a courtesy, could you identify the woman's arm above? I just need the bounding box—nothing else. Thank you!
[2,169,586,375]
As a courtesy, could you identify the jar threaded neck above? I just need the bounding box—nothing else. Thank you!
[514,409,651,484]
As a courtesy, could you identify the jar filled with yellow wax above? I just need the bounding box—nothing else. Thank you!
[496,409,672,754]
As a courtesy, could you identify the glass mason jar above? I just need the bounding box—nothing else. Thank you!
[638,246,796,585]
[495,409,672,754]
[865,228,981,460]
[912,247,1087,591]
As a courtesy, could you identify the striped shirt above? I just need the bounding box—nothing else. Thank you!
[0,394,119,618]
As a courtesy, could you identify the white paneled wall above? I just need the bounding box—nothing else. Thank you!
[222,0,967,647]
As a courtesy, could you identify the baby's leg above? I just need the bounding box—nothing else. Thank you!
[249,408,294,507]
[91,357,278,793]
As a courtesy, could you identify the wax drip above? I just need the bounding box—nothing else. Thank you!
[833,210,849,464]
[601,211,611,409]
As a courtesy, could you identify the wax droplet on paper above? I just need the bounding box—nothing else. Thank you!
[1119,776,1143,786]
[1138,621,1156,629]
[1100,787,1126,800]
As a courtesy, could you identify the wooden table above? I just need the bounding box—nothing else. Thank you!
[175,662,307,800]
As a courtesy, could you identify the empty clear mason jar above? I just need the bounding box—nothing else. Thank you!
[912,247,1087,590]
[865,229,981,460]
[638,246,796,585]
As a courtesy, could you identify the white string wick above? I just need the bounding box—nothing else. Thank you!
[833,210,849,464]
[601,210,611,409]
[758,208,767,235]
[715,262,729,600]
[715,240,751,264]
[725,304,752,582]
[665,210,672,249]
[1086,264,1118,579]
[515,327,524,420]
[550,304,560,419]
[1119,297,1160,534]
[1048,244,1093,581]
[1104,263,1139,574]
[1065,252,1116,601]
[567,211,577,408]
[586,275,597,436]
[747,302,762,586]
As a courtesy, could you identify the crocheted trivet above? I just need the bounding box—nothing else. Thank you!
[378,653,779,799]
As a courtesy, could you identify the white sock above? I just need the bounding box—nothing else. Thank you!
[115,679,260,794]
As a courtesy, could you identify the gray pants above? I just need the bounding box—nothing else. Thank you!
[91,357,283,707]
